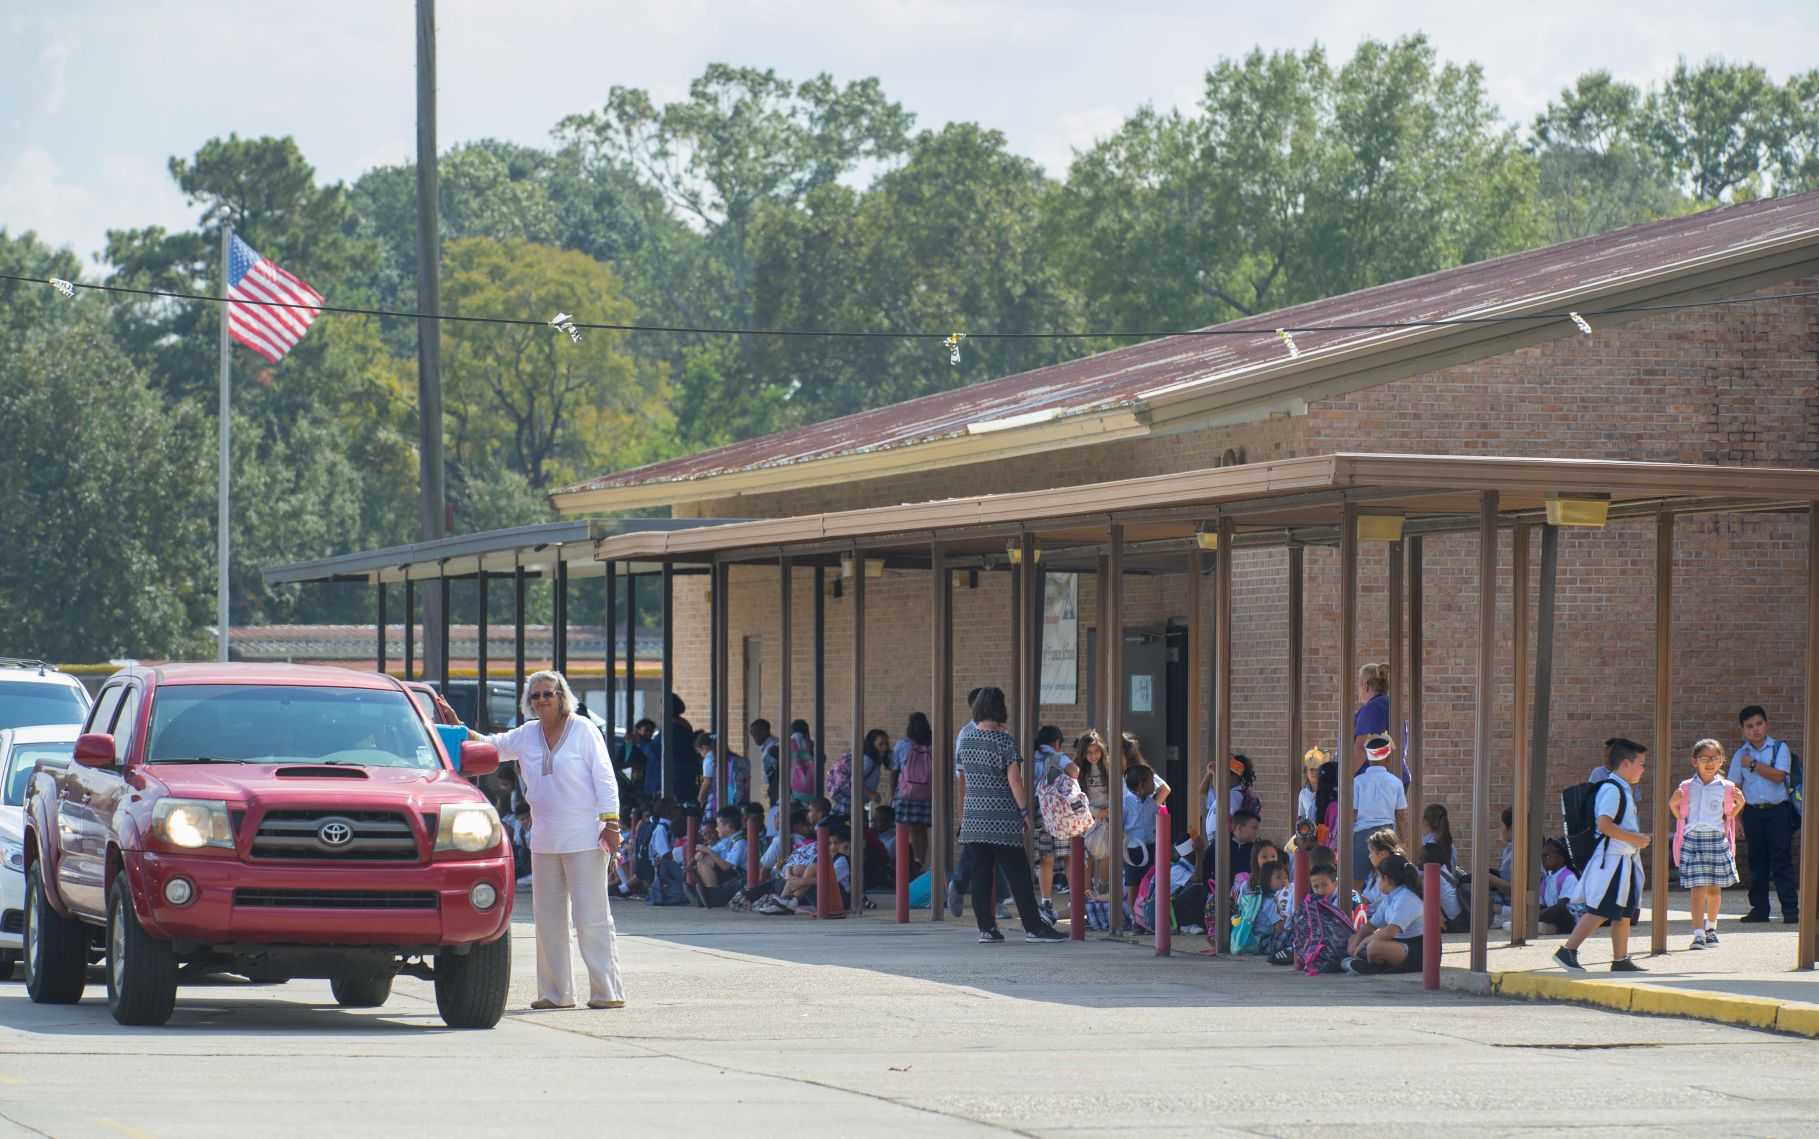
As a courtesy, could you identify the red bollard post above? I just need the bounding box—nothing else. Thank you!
[815,831,836,919]
[1293,847,1311,912]
[746,815,762,889]
[895,822,911,924]
[1154,806,1172,956]
[1068,836,1086,940]
[1423,860,1442,990]
[684,814,701,886]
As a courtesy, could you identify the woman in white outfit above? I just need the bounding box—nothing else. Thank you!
[469,670,625,1009]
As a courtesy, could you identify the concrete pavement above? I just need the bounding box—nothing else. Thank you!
[3,895,1819,1137]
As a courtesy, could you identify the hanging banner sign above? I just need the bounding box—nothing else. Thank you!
[1040,573,1078,705]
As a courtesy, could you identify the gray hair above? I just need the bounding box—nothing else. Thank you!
[522,670,577,720]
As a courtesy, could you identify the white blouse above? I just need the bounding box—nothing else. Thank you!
[480,717,620,854]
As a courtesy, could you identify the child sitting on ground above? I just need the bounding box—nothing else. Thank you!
[1344,854,1425,974]
[1358,828,1405,922]
[1277,861,1352,971]
[643,801,689,906]
[757,822,851,915]
[1242,860,1293,956]
[688,806,750,908]
[1419,841,1468,933]
[1482,806,1515,929]
[1422,803,1458,872]
[1538,837,1581,934]
[1230,837,1283,902]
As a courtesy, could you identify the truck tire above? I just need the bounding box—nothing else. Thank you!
[106,879,178,1026]
[23,865,88,1004]
[330,975,394,1008]
[434,935,509,1029]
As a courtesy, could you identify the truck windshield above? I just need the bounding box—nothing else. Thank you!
[145,685,443,770]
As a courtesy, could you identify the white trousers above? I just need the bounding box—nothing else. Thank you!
[530,849,625,1004]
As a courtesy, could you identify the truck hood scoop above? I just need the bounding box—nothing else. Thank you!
[273,765,370,779]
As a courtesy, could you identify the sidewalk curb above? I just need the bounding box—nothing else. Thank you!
[1490,970,1819,1037]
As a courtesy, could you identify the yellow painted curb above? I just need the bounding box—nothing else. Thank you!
[1773,1003,1819,1037]
[1493,971,1819,1037]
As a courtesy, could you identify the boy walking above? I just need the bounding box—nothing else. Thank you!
[1555,741,1650,973]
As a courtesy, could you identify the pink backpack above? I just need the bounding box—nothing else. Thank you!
[825,752,852,802]
[1038,771,1094,839]
[789,733,816,795]
[1671,777,1739,862]
[897,742,933,801]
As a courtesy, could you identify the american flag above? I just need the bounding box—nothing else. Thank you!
[226,233,323,363]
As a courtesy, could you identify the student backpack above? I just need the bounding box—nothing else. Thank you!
[825,752,853,804]
[1290,894,1354,975]
[1777,741,1805,820]
[897,741,933,801]
[1230,890,1264,954]
[789,737,816,796]
[1038,770,1095,839]
[1563,778,1632,874]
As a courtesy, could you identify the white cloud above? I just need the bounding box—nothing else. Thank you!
[0,147,190,264]
[39,34,70,115]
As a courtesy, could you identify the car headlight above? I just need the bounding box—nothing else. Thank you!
[152,798,234,850]
[435,804,501,854]
[1,842,22,873]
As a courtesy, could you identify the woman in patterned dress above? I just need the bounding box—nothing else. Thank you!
[956,687,1066,944]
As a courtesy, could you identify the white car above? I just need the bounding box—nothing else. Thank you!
[0,658,90,731]
[1,725,79,979]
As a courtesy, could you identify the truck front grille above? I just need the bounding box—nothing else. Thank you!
[233,889,439,910]
[249,809,420,861]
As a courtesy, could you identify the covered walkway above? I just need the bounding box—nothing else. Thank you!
[591,452,1819,972]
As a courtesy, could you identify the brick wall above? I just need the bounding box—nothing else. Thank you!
[661,283,1819,872]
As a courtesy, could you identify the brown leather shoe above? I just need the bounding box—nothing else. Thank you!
[587,999,625,1009]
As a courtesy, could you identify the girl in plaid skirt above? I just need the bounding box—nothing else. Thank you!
[1671,738,1745,951]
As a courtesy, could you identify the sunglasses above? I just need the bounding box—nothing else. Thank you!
[528,691,558,702]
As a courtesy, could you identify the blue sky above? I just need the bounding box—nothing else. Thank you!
[5,0,1817,265]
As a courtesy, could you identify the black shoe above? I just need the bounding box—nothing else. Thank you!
[1554,946,1585,972]
[978,928,1005,943]
[686,884,707,908]
[1268,948,1295,966]
[1025,926,1067,943]
[1739,910,1771,924]
[1786,912,1801,926]
[1610,957,1646,973]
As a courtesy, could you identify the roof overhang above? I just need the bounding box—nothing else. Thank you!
[589,453,1819,567]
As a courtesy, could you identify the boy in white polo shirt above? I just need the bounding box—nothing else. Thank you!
[1351,734,1408,886]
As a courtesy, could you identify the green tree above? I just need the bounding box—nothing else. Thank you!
[441,237,673,489]
[1646,58,1789,202]
[0,330,214,660]
[1530,72,1691,242]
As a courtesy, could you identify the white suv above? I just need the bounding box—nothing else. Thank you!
[0,659,90,732]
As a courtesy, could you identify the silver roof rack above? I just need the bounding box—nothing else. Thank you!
[0,658,55,674]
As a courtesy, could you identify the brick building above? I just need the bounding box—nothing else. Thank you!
[553,193,1819,884]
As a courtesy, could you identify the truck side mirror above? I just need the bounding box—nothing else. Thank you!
[458,740,500,778]
[74,733,117,769]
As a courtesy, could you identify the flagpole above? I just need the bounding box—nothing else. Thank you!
[217,224,232,662]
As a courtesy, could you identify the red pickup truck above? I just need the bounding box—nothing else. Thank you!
[20,663,513,1027]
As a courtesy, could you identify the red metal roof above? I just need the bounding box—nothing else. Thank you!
[556,191,1819,499]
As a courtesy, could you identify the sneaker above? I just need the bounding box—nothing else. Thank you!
[979,928,1005,943]
[1786,912,1801,925]
[1268,948,1295,966]
[1553,946,1585,972]
[686,883,707,909]
[1039,899,1057,925]
[1704,927,1720,946]
[1499,918,1512,931]
[998,900,1013,919]
[515,875,534,888]
[1340,956,1358,974]
[1025,926,1067,943]
[946,880,965,918]
[1689,929,1707,951]
[1179,924,1205,936]
[1610,956,1646,973]
[1739,909,1770,924]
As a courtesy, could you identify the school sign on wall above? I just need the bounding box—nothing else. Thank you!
[1041,573,1078,704]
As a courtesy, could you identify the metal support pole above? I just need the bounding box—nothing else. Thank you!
[1527,526,1559,946]
[413,0,448,679]
[375,581,388,674]
[476,571,490,733]
[1651,514,1674,957]
[1105,524,1125,935]
[814,565,827,792]
[1388,539,1406,847]
[1185,545,1204,872]
[1470,491,1499,973]
[714,562,731,808]
[604,562,617,749]
[1017,533,1037,865]
[513,564,526,719]
[1510,525,1532,944]
[930,543,951,922]
[778,557,793,817]
[554,555,570,675]
[662,561,675,800]
[1408,537,1425,855]
[1801,505,1819,969]
[850,548,867,914]
[437,565,451,692]
[1287,546,1304,820]
[217,224,233,663]
[1213,517,1235,949]
[624,574,638,730]
[403,578,416,681]
[1337,506,1358,895]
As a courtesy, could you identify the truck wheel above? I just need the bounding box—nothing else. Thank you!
[330,975,394,1008]
[106,879,178,1026]
[434,935,509,1029]
[23,865,88,1004]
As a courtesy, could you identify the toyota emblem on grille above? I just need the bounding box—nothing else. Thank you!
[317,820,354,847]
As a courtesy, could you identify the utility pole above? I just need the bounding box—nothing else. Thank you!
[415,0,448,675]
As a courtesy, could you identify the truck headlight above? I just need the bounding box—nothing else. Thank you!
[152,798,234,850]
[435,804,500,854]
[1,842,22,873]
